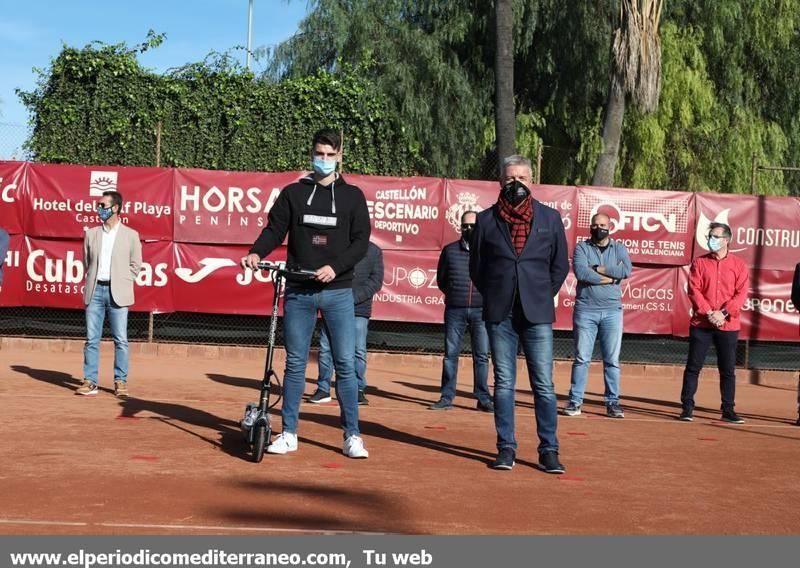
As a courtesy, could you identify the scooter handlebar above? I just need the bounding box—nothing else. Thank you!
[256,261,317,278]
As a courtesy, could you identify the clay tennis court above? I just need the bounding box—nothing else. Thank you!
[1,337,798,535]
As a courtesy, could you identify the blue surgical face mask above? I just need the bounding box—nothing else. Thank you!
[707,235,724,252]
[312,157,337,176]
[98,205,114,222]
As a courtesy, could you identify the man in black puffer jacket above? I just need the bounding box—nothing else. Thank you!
[309,241,384,406]
[430,211,493,412]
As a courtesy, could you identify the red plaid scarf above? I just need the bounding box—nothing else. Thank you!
[497,196,533,255]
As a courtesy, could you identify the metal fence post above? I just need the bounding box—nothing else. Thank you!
[743,339,750,370]
[156,121,162,168]
[148,313,154,343]
[536,144,543,184]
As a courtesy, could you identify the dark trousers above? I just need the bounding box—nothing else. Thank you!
[680,326,739,412]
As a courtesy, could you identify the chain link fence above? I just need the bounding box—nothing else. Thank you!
[1,122,797,371]
[0,122,31,161]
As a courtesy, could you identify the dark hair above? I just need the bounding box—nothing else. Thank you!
[102,190,123,213]
[461,210,477,223]
[708,222,732,239]
[590,212,610,225]
[312,128,341,151]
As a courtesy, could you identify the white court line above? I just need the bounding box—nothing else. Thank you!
[100,523,385,535]
[0,519,88,527]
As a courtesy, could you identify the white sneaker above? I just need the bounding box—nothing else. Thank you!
[267,432,298,454]
[343,435,369,459]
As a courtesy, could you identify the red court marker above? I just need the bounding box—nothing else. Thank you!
[321,463,343,469]
[130,455,159,462]
[698,437,719,441]
[566,432,588,436]
[424,426,447,430]
[559,476,585,482]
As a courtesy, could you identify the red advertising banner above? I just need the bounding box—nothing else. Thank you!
[18,237,173,312]
[694,193,800,271]
[576,186,695,265]
[349,174,445,251]
[22,237,86,309]
[4,160,800,341]
[173,168,303,244]
[0,161,26,234]
[554,265,679,334]
[0,233,26,306]
[372,249,444,323]
[672,266,799,341]
[134,241,175,314]
[741,269,800,341]
[172,242,288,314]
[444,180,579,256]
[25,163,174,241]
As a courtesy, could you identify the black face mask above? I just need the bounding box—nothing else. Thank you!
[591,227,610,242]
[461,224,475,241]
[500,180,530,207]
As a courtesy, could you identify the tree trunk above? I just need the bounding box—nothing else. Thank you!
[494,0,515,172]
[592,85,626,186]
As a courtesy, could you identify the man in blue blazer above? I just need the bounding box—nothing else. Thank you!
[469,155,569,473]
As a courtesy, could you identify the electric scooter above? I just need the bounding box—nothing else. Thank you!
[241,260,316,463]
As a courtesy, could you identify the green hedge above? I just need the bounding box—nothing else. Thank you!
[19,36,421,175]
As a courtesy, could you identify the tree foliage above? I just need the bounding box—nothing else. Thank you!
[18,33,420,175]
[18,1,800,195]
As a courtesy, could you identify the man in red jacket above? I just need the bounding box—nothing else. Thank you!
[679,222,749,423]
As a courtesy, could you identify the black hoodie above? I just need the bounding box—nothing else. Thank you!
[249,174,371,289]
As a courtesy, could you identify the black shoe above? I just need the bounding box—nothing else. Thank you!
[308,388,332,404]
[429,398,453,410]
[491,448,515,470]
[539,451,565,474]
[678,409,693,422]
[606,402,624,418]
[358,390,369,405]
[477,399,494,413]
[721,410,745,424]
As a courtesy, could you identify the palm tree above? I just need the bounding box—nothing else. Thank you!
[592,0,663,186]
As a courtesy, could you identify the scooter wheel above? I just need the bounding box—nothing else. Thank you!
[253,423,268,463]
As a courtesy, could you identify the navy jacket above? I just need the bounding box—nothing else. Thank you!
[470,199,569,324]
[437,239,483,309]
[352,242,384,318]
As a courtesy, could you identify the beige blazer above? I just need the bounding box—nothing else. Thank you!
[83,223,143,307]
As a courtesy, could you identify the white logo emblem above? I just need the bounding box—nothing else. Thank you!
[408,268,428,289]
[89,171,118,197]
[695,209,745,252]
[175,258,237,283]
[445,192,483,233]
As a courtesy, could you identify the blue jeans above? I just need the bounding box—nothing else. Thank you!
[282,287,359,438]
[440,307,491,404]
[83,284,129,383]
[486,307,559,454]
[568,307,623,405]
[317,315,369,393]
